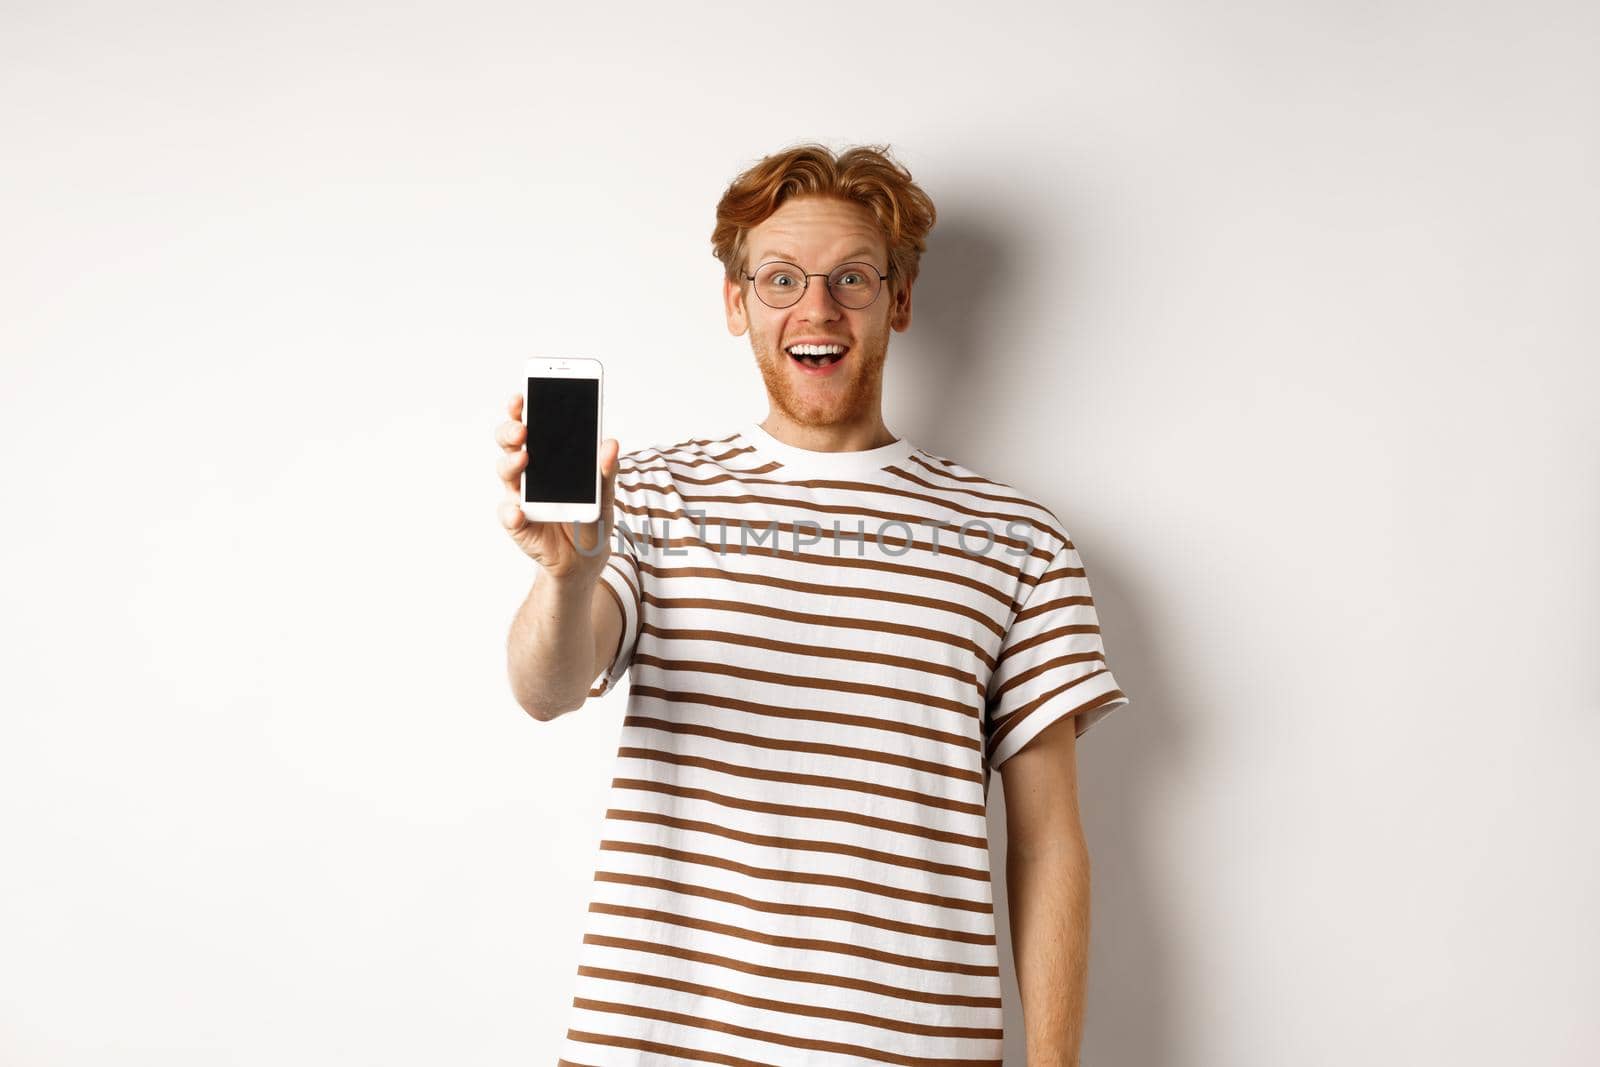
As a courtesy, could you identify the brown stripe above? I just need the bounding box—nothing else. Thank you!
[881,467,1067,543]
[616,512,1034,588]
[909,453,1044,508]
[994,622,1100,670]
[628,677,980,751]
[593,871,997,945]
[645,593,997,672]
[674,432,742,449]
[630,453,784,479]
[565,1028,775,1067]
[576,966,1001,1039]
[639,622,983,697]
[568,1011,1002,1067]
[630,434,748,455]
[1014,598,1094,632]
[889,459,1044,508]
[613,497,1051,566]
[631,435,747,463]
[1012,560,1089,602]
[630,653,979,719]
[632,455,786,478]
[612,777,988,851]
[582,933,1001,1008]
[625,467,1065,555]
[990,650,1107,704]
[598,839,996,915]
[587,578,628,697]
[603,555,641,607]
[619,527,1022,603]
[587,902,999,977]
[987,677,1125,758]
[616,746,987,818]
[604,807,991,882]
[576,998,998,1062]
[705,443,758,462]
[623,710,986,786]
[907,451,992,482]
[637,561,1009,640]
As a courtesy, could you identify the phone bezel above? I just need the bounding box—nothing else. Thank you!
[520,357,603,524]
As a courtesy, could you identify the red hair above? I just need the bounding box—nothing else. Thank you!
[711,142,937,296]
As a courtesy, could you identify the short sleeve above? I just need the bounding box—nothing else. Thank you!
[585,470,643,698]
[985,535,1130,770]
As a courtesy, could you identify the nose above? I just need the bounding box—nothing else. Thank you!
[793,275,844,321]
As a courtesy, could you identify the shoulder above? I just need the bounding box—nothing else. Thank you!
[895,444,1073,562]
[613,431,749,492]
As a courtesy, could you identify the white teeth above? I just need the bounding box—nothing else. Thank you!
[787,343,846,356]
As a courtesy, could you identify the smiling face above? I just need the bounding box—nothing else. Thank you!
[723,195,913,433]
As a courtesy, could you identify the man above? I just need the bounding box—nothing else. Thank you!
[495,143,1130,1066]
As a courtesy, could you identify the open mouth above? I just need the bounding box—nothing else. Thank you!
[785,343,849,369]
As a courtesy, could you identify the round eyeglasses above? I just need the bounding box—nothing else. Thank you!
[740,260,890,310]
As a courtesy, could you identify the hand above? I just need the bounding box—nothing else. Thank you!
[495,392,621,584]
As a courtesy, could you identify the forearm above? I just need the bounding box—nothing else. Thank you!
[1006,841,1092,1066]
[506,569,597,720]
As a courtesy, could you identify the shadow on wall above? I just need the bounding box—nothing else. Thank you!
[891,211,1010,448]
[904,203,1184,1066]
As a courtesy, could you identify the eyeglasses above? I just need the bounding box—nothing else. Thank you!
[740,259,890,310]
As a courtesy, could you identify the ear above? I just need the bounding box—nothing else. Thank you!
[889,276,913,332]
[724,275,749,337]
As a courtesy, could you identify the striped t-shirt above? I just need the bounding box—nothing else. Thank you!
[559,421,1130,1066]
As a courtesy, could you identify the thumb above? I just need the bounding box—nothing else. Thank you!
[597,437,621,535]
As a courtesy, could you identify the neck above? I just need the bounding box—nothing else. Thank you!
[758,411,898,453]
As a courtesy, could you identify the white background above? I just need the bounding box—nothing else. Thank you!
[3,2,1596,1064]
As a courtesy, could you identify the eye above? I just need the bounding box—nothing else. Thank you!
[758,264,800,287]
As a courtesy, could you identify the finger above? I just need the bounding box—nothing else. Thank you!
[499,498,526,531]
[565,438,618,556]
[596,437,620,535]
[498,447,528,493]
[497,419,526,451]
[496,394,524,445]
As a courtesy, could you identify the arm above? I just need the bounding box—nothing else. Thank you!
[506,571,622,721]
[494,391,625,722]
[1000,715,1092,1067]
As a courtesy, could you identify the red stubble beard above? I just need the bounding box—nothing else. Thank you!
[749,328,890,430]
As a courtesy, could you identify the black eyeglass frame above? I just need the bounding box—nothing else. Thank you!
[739,259,892,310]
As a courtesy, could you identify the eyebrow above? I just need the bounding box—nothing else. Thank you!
[753,246,882,266]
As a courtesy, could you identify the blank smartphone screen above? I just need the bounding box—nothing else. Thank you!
[524,376,599,503]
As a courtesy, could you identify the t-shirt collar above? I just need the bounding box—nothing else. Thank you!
[741,420,916,480]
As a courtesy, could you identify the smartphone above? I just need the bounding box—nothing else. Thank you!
[521,357,603,524]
